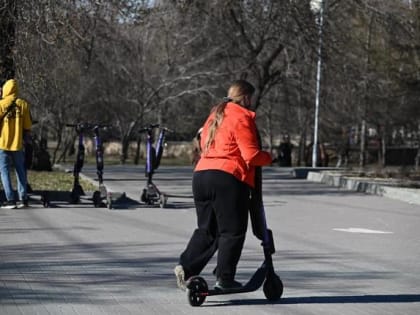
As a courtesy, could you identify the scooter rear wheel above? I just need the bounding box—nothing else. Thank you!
[41,191,50,208]
[186,276,208,306]
[93,191,101,207]
[263,273,283,301]
[140,189,147,203]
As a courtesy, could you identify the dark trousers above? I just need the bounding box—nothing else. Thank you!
[179,170,249,281]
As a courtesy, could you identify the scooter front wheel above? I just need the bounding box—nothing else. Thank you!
[159,194,168,208]
[106,195,113,209]
[263,273,283,301]
[186,276,208,307]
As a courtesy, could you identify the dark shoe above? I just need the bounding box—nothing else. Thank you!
[214,279,242,290]
[17,200,29,209]
[1,200,17,209]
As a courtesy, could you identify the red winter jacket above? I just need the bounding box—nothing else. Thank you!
[195,102,272,188]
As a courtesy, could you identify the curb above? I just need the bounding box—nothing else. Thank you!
[292,167,340,179]
[307,171,420,206]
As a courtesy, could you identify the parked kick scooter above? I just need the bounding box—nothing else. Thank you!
[139,124,173,208]
[185,166,284,306]
[67,123,109,206]
[91,124,111,208]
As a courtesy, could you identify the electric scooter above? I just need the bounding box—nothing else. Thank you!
[139,124,173,208]
[67,123,109,206]
[91,124,111,208]
[67,123,87,204]
[185,166,284,306]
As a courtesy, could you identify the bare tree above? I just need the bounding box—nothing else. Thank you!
[6,0,420,170]
[0,0,16,80]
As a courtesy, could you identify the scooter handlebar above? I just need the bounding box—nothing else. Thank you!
[66,123,111,130]
[138,125,174,134]
[161,127,174,133]
[92,124,111,129]
[138,124,160,133]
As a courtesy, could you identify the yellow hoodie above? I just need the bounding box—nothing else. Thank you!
[0,79,32,151]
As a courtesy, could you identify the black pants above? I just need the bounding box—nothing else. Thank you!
[179,170,250,281]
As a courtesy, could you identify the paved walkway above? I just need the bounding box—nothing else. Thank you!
[1,166,420,314]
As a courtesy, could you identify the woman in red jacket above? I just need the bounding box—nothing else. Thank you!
[174,80,272,291]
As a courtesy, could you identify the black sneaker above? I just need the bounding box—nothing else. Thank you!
[17,200,29,209]
[214,279,242,291]
[1,200,17,209]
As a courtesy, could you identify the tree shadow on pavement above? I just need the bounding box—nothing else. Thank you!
[205,294,420,306]
[0,242,184,305]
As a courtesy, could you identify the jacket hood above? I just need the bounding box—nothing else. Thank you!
[227,101,256,119]
[2,79,18,99]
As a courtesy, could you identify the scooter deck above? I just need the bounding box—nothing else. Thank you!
[186,261,283,306]
[206,265,267,296]
[160,193,193,198]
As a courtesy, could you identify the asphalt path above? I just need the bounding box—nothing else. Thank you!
[1,165,419,314]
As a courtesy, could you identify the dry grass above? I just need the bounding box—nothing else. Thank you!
[25,170,97,191]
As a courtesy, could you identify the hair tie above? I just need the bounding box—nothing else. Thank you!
[222,97,232,103]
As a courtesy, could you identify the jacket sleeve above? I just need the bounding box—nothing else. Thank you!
[18,100,32,131]
[235,116,272,166]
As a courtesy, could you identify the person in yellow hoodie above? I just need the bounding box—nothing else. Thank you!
[0,79,32,209]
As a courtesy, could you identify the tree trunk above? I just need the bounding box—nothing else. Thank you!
[359,120,366,167]
[297,128,307,167]
[359,13,374,168]
[120,121,138,164]
[133,136,142,165]
[0,0,16,80]
[415,122,420,171]
[120,137,129,164]
[380,125,386,167]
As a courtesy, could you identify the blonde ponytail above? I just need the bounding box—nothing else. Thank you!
[204,101,228,152]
